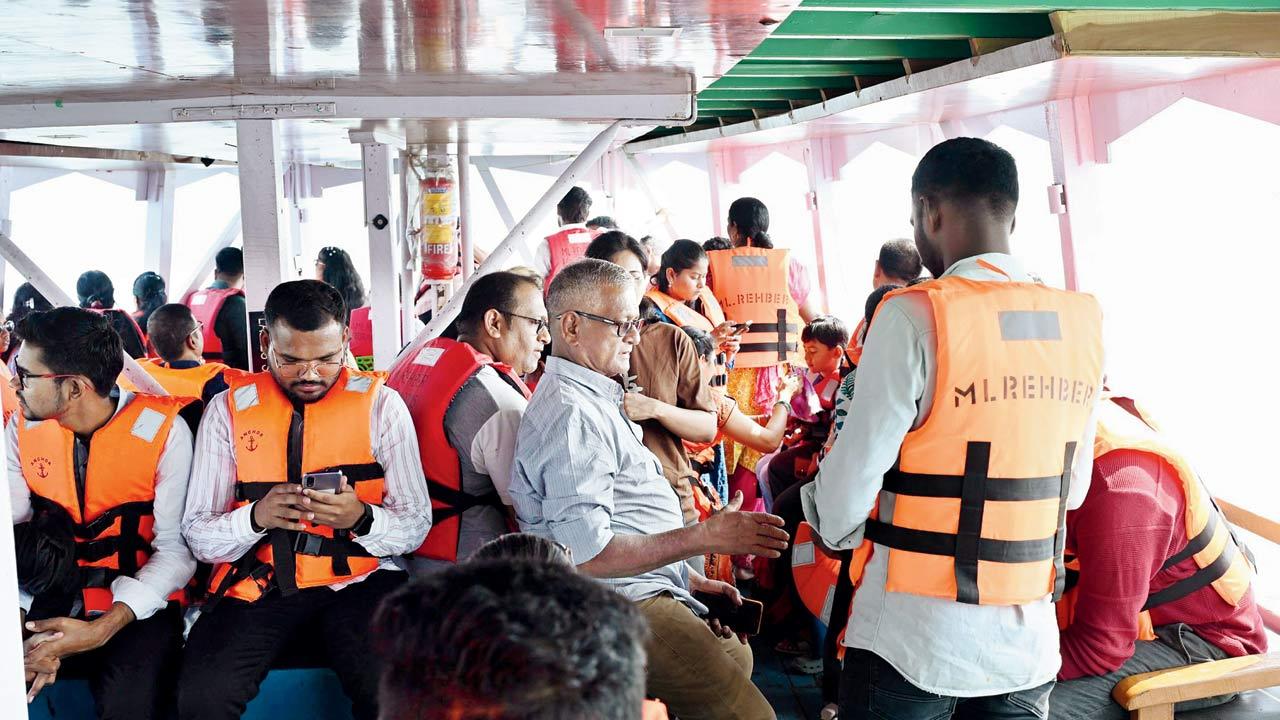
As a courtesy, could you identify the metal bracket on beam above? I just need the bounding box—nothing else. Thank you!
[172,103,337,121]
[348,130,407,150]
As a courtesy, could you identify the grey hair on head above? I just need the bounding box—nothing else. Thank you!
[545,258,634,318]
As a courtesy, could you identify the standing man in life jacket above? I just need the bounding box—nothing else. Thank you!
[183,247,250,371]
[10,307,196,717]
[534,185,599,286]
[387,271,549,571]
[1049,395,1266,720]
[804,137,1105,719]
[118,304,242,405]
[177,280,430,720]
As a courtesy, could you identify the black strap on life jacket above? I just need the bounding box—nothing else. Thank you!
[426,481,503,525]
[1142,510,1241,612]
[737,309,800,359]
[864,441,1075,605]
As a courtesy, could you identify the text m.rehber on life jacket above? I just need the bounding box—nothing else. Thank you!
[954,376,1096,408]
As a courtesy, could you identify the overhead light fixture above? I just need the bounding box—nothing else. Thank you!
[605,26,682,39]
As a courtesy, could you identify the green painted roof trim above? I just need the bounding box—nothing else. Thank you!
[775,11,1052,38]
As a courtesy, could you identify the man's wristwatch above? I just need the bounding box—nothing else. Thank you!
[349,502,375,537]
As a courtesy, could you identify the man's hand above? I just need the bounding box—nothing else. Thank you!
[690,575,749,644]
[622,392,662,423]
[697,491,789,558]
[303,479,366,530]
[25,603,134,665]
[252,484,308,531]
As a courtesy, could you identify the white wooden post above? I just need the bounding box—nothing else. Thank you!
[236,120,291,314]
[0,167,12,307]
[458,145,474,280]
[140,168,175,282]
[350,130,405,369]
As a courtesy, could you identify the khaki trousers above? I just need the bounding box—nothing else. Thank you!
[638,594,776,720]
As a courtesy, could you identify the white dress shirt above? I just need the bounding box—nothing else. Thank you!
[181,385,431,589]
[803,253,1103,697]
[9,390,197,621]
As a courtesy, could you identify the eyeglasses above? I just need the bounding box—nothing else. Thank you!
[268,346,346,379]
[558,310,642,338]
[498,310,549,335]
[14,367,80,391]
[188,321,204,340]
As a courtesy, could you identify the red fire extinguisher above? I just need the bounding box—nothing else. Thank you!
[420,171,458,280]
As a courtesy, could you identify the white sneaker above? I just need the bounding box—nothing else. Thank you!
[819,703,839,720]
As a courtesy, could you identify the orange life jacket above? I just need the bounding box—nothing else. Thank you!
[183,287,244,361]
[207,369,388,602]
[118,358,238,399]
[544,225,599,286]
[18,394,192,615]
[386,338,529,563]
[348,306,374,371]
[863,276,1104,606]
[791,521,875,624]
[644,286,726,333]
[1057,396,1253,636]
[0,363,19,425]
[705,247,801,368]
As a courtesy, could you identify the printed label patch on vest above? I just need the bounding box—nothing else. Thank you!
[999,311,1061,341]
[345,375,374,393]
[233,384,260,412]
[792,541,815,567]
[414,346,445,366]
[190,293,208,305]
[820,585,837,625]
[568,232,592,245]
[730,255,769,267]
[130,407,166,443]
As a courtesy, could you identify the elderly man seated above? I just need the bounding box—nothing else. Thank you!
[511,259,788,720]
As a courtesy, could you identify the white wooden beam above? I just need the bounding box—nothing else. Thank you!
[399,151,418,341]
[395,120,625,363]
[474,159,516,232]
[458,145,474,280]
[140,169,175,281]
[624,154,680,244]
[237,120,291,314]
[351,131,404,369]
[0,230,166,395]
[0,167,12,307]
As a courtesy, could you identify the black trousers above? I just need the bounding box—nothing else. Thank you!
[177,570,406,720]
[57,602,184,720]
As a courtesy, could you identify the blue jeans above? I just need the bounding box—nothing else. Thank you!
[840,649,1053,720]
[1048,623,1234,720]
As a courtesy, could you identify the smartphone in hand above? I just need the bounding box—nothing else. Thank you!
[301,471,343,494]
[694,591,764,636]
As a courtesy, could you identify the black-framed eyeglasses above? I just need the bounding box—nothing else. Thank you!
[498,310,549,335]
[14,367,79,391]
[558,309,642,338]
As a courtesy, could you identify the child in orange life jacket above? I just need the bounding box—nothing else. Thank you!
[763,315,850,504]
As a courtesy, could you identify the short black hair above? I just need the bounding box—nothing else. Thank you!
[8,283,52,325]
[469,533,573,567]
[76,270,116,309]
[703,237,732,252]
[146,303,198,363]
[878,239,922,283]
[264,280,346,331]
[584,231,648,271]
[585,216,617,231]
[911,137,1019,219]
[801,315,850,349]
[680,326,715,361]
[373,559,648,720]
[455,272,542,337]
[215,247,244,276]
[556,186,592,225]
[16,308,123,397]
[656,239,707,293]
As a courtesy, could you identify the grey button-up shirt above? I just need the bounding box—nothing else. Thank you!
[510,356,699,609]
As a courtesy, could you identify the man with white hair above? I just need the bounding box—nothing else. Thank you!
[511,259,785,720]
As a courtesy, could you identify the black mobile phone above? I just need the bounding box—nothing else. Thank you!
[730,321,751,336]
[301,471,343,494]
[693,591,764,636]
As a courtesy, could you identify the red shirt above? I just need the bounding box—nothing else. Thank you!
[1058,449,1267,680]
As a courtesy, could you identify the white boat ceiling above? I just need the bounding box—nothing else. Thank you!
[0,0,797,165]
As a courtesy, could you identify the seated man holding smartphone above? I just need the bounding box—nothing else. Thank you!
[511,260,788,720]
[179,280,431,720]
